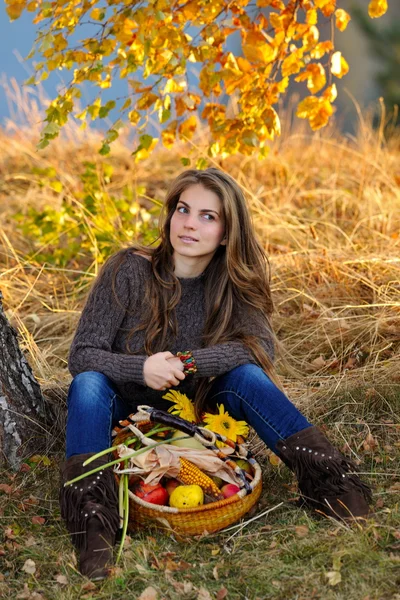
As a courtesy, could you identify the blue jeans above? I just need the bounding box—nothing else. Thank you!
[65,365,311,458]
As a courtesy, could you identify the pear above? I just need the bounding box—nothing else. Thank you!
[169,429,204,450]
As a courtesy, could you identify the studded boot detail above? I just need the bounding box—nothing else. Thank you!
[276,426,372,520]
[59,453,120,580]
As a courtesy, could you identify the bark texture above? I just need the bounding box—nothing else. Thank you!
[0,290,53,469]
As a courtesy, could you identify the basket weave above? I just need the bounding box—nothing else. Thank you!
[113,425,263,536]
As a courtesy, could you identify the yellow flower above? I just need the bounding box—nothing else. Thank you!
[162,389,196,423]
[203,404,249,446]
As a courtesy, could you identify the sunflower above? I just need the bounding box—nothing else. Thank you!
[203,404,249,445]
[162,389,197,423]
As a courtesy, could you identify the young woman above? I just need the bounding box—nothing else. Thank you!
[61,167,371,580]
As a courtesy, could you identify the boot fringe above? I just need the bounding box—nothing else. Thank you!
[276,428,372,513]
[60,456,119,551]
[291,451,372,508]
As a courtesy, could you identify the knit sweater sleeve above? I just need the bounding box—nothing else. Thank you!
[191,316,275,379]
[68,254,147,385]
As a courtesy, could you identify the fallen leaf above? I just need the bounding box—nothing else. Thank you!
[31,516,46,526]
[166,575,193,594]
[198,588,213,600]
[25,536,37,547]
[4,528,16,540]
[28,496,40,506]
[135,563,148,574]
[16,584,31,599]
[0,484,13,494]
[326,570,341,586]
[55,574,68,585]
[216,587,229,600]
[29,455,51,466]
[295,525,309,538]
[310,355,326,370]
[108,566,124,578]
[138,586,158,600]
[22,559,36,575]
[343,356,357,370]
[269,453,281,466]
[213,565,219,580]
[81,581,97,591]
[363,433,378,452]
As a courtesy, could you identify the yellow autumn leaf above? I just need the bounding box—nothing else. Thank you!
[163,78,186,94]
[335,9,351,31]
[282,51,303,77]
[134,137,159,162]
[161,121,177,149]
[323,84,337,102]
[295,63,326,94]
[137,92,158,110]
[331,51,349,78]
[237,57,253,73]
[296,95,334,131]
[5,0,27,20]
[178,115,197,140]
[128,110,140,125]
[270,12,286,31]
[368,0,388,18]
[256,0,284,7]
[262,106,281,139]
[321,0,336,17]
[243,43,276,64]
[310,40,334,60]
[302,26,319,51]
[53,34,68,52]
[306,8,317,25]
[90,8,104,21]
[314,0,332,7]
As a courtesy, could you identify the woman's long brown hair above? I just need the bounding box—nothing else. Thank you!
[110,167,279,416]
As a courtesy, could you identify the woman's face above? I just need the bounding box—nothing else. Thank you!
[169,184,226,270]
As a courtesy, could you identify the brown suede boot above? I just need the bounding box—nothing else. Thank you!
[276,426,372,521]
[59,453,120,580]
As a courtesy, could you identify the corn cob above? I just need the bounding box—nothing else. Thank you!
[178,458,224,501]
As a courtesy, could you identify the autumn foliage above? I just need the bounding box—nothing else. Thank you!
[5,0,389,159]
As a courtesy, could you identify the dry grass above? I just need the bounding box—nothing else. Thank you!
[0,87,399,411]
[0,85,400,599]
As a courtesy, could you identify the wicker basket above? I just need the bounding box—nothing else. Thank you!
[113,412,263,536]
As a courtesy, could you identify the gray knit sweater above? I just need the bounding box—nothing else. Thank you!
[68,252,274,410]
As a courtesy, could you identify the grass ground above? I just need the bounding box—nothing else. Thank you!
[0,100,399,598]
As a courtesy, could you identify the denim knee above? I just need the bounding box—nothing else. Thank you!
[68,371,116,409]
[222,363,269,387]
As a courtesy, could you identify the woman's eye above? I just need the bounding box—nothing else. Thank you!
[177,206,188,213]
[203,214,214,221]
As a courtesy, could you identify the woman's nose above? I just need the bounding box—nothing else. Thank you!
[184,214,197,229]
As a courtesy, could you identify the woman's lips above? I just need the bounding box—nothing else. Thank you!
[179,236,198,243]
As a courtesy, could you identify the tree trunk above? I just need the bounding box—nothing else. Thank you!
[0,290,53,469]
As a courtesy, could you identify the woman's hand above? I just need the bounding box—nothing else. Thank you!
[143,352,185,390]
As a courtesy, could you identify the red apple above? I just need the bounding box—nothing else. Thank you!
[165,478,181,496]
[221,483,240,498]
[133,481,169,505]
